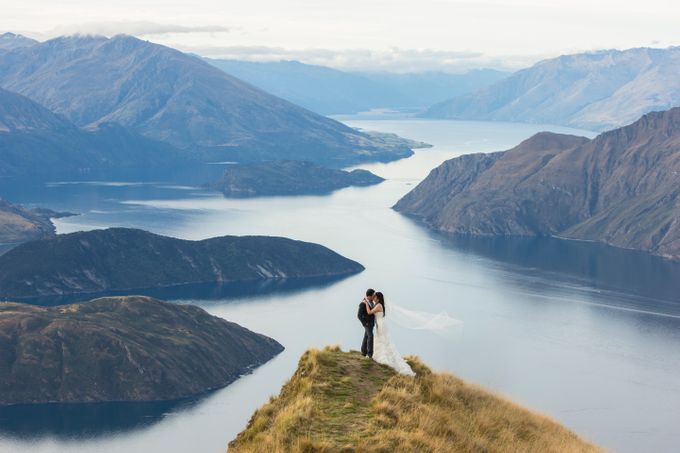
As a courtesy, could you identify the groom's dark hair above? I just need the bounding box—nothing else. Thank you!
[366,288,375,297]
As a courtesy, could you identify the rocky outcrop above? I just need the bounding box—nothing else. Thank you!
[228,347,601,452]
[0,296,283,405]
[0,228,364,298]
[214,160,384,197]
[395,108,680,260]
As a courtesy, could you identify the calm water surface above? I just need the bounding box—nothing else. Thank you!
[1,119,679,453]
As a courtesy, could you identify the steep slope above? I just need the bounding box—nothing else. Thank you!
[0,228,364,298]
[0,198,56,243]
[424,47,680,131]
[229,347,601,452]
[0,296,283,405]
[0,88,193,178]
[395,108,680,260]
[213,160,384,197]
[0,35,414,166]
[208,58,507,115]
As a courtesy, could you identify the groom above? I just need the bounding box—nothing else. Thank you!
[358,288,376,358]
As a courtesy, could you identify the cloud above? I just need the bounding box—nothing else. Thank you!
[45,21,231,38]
[176,44,542,73]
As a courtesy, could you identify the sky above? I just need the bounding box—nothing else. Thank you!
[4,0,680,72]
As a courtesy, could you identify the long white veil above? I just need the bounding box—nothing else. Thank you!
[387,302,463,333]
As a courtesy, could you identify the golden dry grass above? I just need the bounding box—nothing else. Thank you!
[228,346,603,453]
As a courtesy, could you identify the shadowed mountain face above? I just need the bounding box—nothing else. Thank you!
[0,227,365,298]
[0,35,414,167]
[423,47,680,131]
[0,87,71,132]
[0,88,194,179]
[0,296,284,405]
[207,58,509,115]
[213,160,384,197]
[395,108,680,261]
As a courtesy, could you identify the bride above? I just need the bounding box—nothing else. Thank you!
[364,292,415,376]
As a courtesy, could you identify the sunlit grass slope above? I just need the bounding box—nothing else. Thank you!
[228,346,602,452]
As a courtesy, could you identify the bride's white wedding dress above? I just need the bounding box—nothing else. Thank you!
[373,311,415,376]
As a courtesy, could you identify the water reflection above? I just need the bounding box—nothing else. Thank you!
[431,233,680,307]
[0,393,212,440]
[11,275,353,306]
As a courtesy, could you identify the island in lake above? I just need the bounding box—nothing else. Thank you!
[229,346,601,452]
[0,296,283,405]
[0,228,364,299]
[213,160,384,197]
[395,108,680,261]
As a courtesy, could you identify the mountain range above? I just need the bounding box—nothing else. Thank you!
[0,227,364,298]
[207,58,508,115]
[0,296,283,405]
[395,108,680,261]
[0,34,416,167]
[423,47,680,131]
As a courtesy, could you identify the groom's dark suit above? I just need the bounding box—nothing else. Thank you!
[358,299,375,357]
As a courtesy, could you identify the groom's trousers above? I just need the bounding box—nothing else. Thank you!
[361,323,374,357]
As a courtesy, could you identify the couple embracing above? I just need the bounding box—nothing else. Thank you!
[357,288,414,376]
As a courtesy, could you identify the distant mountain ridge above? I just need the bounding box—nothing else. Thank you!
[0,32,37,51]
[0,228,364,298]
[395,108,680,261]
[423,47,680,131]
[207,58,508,115]
[0,34,416,167]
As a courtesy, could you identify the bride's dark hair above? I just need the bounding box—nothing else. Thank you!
[375,291,385,316]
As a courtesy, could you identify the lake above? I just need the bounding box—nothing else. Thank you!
[1,118,679,453]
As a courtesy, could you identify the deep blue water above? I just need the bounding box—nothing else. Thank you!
[0,119,678,453]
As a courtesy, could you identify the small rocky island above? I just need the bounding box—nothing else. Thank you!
[229,347,601,452]
[0,228,364,298]
[0,296,283,405]
[395,108,680,261]
[213,160,384,197]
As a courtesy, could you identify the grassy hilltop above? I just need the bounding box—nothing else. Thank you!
[228,346,602,452]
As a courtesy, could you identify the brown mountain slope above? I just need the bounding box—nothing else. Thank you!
[0,296,283,405]
[0,198,56,243]
[394,108,680,260]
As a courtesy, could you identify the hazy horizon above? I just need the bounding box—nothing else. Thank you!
[4,0,680,72]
